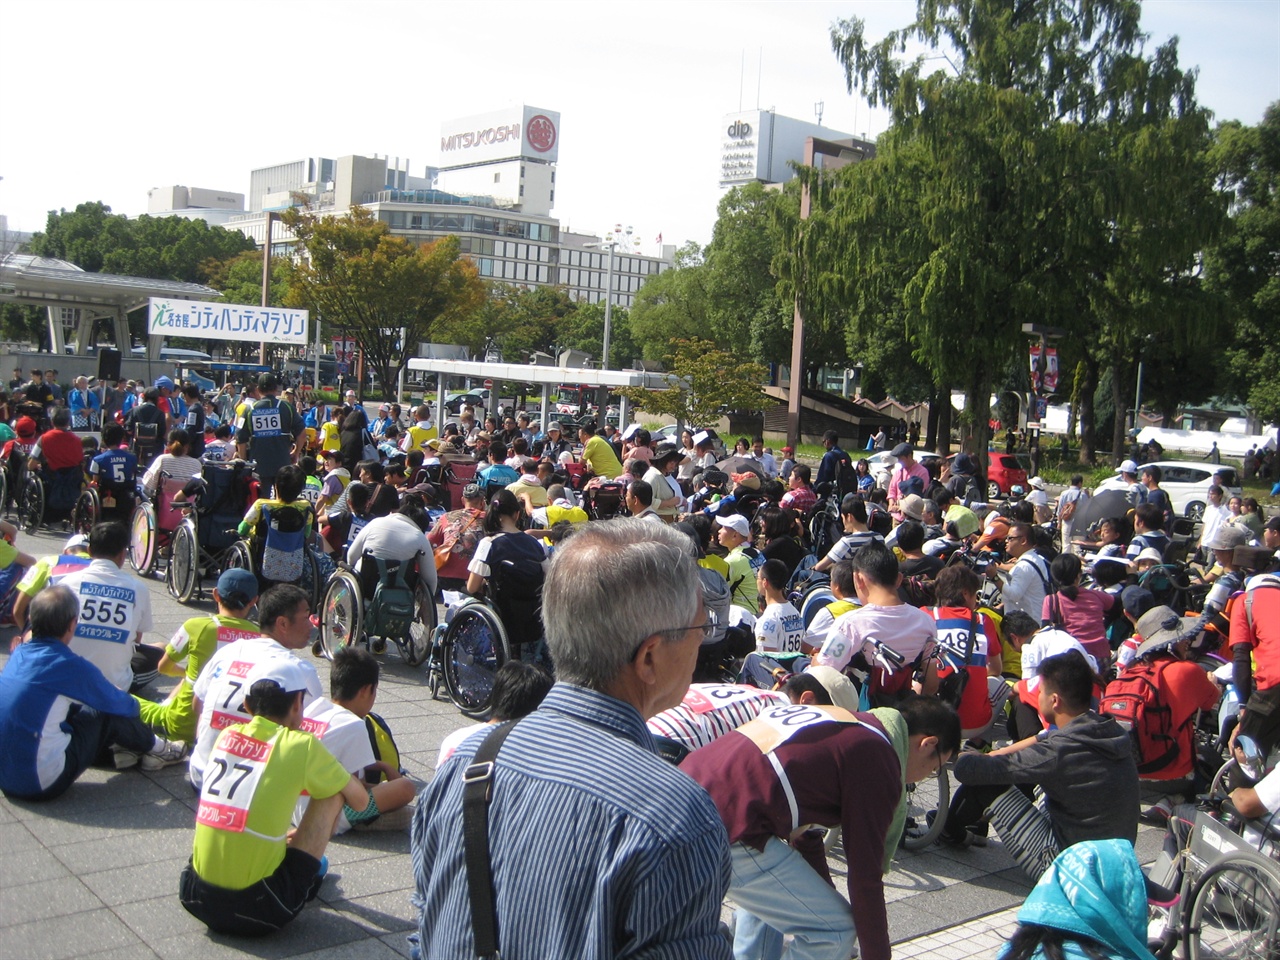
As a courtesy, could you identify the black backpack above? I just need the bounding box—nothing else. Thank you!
[835,456,858,500]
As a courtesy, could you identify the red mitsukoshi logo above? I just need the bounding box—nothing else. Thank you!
[527,115,557,152]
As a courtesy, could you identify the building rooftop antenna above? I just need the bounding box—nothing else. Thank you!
[815,101,824,127]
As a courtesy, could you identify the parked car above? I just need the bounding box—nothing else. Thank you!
[1094,461,1241,520]
[942,451,1028,500]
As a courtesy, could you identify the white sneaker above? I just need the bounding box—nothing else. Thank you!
[111,746,139,770]
[141,738,187,771]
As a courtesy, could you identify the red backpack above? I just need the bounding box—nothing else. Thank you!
[1101,659,1179,775]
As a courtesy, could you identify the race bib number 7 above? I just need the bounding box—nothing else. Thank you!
[196,730,273,833]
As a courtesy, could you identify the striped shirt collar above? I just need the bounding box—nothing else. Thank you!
[540,682,657,756]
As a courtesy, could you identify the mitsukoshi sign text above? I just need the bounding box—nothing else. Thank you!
[148,298,309,345]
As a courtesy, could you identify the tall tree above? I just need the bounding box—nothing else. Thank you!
[824,0,1223,467]
[629,244,712,361]
[1206,105,1280,426]
[281,206,486,396]
[618,338,766,430]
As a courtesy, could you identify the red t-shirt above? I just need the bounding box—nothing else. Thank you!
[1232,580,1280,691]
[37,429,84,471]
[928,606,1001,731]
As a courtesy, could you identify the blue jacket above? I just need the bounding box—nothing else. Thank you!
[0,640,140,796]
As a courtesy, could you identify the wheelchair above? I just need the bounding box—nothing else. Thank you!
[164,461,258,604]
[72,477,139,536]
[221,500,322,611]
[428,560,546,719]
[316,552,436,666]
[582,479,627,520]
[127,475,195,578]
[16,460,86,534]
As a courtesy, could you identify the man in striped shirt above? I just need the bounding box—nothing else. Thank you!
[412,519,731,959]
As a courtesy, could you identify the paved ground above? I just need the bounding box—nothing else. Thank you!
[0,522,1168,959]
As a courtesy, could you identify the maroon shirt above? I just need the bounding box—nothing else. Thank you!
[681,713,901,960]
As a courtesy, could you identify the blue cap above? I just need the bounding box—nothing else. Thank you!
[154,376,174,390]
[216,568,259,607]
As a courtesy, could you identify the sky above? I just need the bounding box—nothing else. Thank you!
[1,0,1277,254]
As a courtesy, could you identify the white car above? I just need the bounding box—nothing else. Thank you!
[1094,461,1242,520]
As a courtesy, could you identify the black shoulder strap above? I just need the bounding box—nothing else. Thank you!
[463,720,519,960]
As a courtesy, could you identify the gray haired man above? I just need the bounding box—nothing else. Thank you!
[412,518,731,959]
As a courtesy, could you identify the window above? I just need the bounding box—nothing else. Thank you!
[479,258,494,276]
[519,185,524,197]
[410,214,424,230]
[537,265,549,283]
[494,172,501,183]
[558,268,569,284]
[503,261,516,279]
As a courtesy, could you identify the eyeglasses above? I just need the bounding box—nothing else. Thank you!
[1005,535,1025,543]
[629,621,716,660]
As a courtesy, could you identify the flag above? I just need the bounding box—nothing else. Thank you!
[655,233,663,244]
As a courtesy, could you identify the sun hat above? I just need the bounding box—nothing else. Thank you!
[1135,605,1198,658]
[899,494,926,521]
[1029,476,1046,490]
[1206,525,1249,552]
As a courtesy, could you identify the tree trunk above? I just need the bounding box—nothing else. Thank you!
[1158,398,1179,429]
[1110,358,1133,467]
[1077,355,1098,465]
[924,388,940,451]
[963,358,992,484]
[935,381,953,456]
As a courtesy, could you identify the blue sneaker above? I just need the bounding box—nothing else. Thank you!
[317,855,329,881]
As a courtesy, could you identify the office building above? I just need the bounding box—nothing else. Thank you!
[719,109,874,187]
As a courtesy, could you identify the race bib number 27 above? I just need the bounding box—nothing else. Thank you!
[196,730,273,833]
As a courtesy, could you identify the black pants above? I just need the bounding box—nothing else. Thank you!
[1,705,155,802]
[179,847,324,936]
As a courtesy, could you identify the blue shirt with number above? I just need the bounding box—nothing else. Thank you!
[90,448,138,492]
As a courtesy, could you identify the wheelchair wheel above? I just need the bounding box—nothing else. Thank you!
[402,575,438,668]
[222,540,253,575]
[128,503,157,576]
[0,467,7,519]
[72,488,100,538]
[1188,853,1280,959]
[900,764,951,851]
[166,521,199,604]
[317,568,363,661]
[301,547,322,611]
[442,602,510,720]
[18,475,43,534]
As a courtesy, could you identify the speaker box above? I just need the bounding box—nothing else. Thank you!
[97,348,121,383]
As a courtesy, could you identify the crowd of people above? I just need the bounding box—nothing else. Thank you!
[0,383,1277,959]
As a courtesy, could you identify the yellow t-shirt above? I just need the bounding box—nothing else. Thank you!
[582,435,623,479]
[320,421,340,453]
[192,716,350,890]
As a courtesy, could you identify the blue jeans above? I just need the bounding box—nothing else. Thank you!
[729,837,857,960]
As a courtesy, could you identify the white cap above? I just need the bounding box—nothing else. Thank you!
[1116,459,1139,475]
[715,513,750,538]
[692,430,710,447]
[243,656,312,698]
[803,666,861,713]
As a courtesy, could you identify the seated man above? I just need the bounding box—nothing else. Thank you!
[0,587,185,801]
[31,408,84,472]
[88,423,139,520]
[296,646,415,833]
[10,533,90,635]
[949,651,1139,880]
[179,658,371,936]
[682,688,960,960]
[137,569,262,742]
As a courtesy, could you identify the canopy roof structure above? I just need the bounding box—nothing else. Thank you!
[406,357,683,428]
[0,254,220,356]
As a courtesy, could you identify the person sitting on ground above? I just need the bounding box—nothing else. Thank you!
[141,428,203,499]
[188,584,324,790]
[1000,839,1153,960]
[751,558,809,661]
[435,660,554,767]
[814,541,939,704]
[682,688,960,960]
[948,651,1138,879]
[813,494,884,574]
[296,646,415,833]
[0,586,186,800]
[10,533,89,636]
[136,569,261,743]
[180,658,372,936]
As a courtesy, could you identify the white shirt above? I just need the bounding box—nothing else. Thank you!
[754,600,805,655]
[646,684,787,751]
[346,513,432,582]
[815,602,938,672]
[1199,502,1230,548]
[189,636,322,787]
[295,697,376,833]
[1002,551,1051,618]
[61,559,153,692]
[1020,628,1097,694]
[437,722,488,768]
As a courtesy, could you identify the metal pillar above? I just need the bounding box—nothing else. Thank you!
[436,372,446,435]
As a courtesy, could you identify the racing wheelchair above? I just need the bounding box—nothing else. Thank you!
[164,461,258,604]
[316,552,436,667]
[16,460,86,535]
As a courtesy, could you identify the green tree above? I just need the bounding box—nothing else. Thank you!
[198,251,293,362]
[281,206,487,397]
[1206,105,1280,425]
[822,0,1222,467]
[557,300,637,370]
[618,338,766,430]
[628,245,712,361]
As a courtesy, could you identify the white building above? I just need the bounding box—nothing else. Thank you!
[150,106,671,314]
[719,109,874,187]
[144,185,246,225]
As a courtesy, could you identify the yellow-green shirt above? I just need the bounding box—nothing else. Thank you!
[192,716,350,890]
[582,435,623,479]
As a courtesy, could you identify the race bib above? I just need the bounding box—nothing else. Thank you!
[196,729,274,834]
[683,684,773,716]
[251,409,282,438]
[215,624,260,647]
[737,703,859,754]
[209,659,255,732]
[298,716,329,737]
[74,582,135,646]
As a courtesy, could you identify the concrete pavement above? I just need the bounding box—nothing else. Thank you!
[0,522,1167,959]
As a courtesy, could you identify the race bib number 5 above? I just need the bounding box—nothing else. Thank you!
[196,730,273,833]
